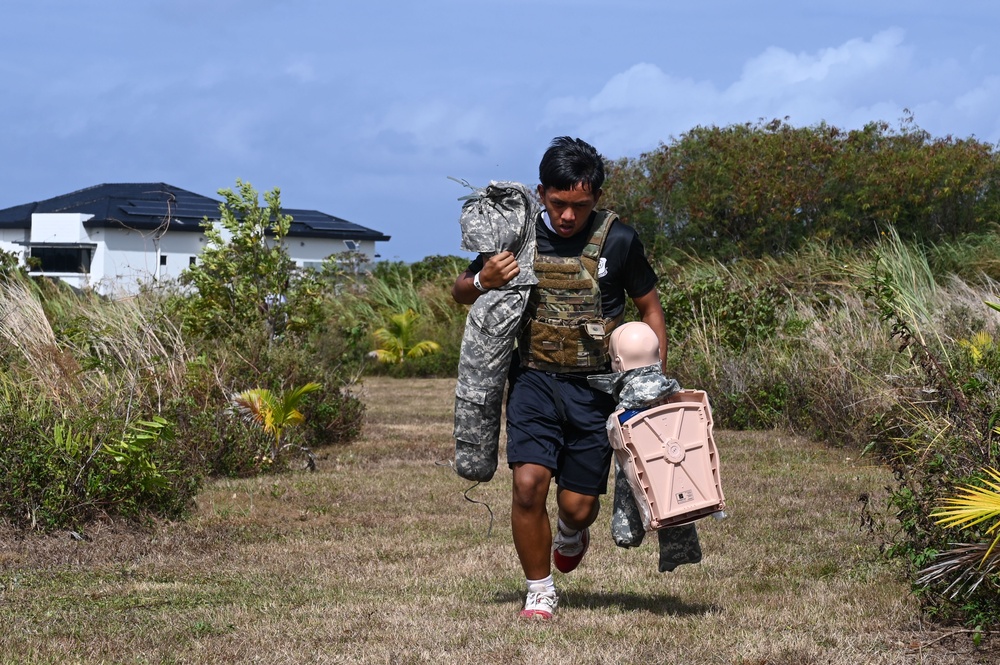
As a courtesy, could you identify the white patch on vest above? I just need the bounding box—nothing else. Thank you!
[597,257,608,278]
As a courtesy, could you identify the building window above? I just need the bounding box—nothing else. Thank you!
[29,246,93,273]
[343,240,359,251]
[160,254,167,266]
[189,256,197,266]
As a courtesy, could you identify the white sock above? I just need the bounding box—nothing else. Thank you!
[557,518,579,538]
[527,575,555,593]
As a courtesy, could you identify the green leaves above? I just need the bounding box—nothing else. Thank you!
[931,467,1000,563]
[918,469,1000,602]
[101,417,175,493]
[178,179,295,338]
[369,309,441,365]
[231,383,322,465]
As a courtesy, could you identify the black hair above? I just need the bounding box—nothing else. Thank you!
[538,136,605,192]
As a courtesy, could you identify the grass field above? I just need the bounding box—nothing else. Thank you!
[1,377,996,664]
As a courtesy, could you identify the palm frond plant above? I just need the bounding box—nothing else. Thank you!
[230,382,322,470]
[918,467,1000,598]
[368,308,440,365]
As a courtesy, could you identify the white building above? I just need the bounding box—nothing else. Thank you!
[0,183,390,296]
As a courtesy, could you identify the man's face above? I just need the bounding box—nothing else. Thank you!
[537,182,602,238]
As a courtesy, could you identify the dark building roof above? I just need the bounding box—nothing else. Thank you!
[0,183,390,242]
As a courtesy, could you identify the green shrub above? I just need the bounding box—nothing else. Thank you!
[0,177,370,530]
[0,379,197,529]
[659,268,785,354]
[300,392,366,449]
[325,256,466,379]
[854,234,1000,626]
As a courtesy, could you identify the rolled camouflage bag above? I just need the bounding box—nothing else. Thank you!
[611,458,647,547]
[454,288,530,481]
[453,181,538,482]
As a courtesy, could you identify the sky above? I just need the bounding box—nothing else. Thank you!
[3,1,1000,263]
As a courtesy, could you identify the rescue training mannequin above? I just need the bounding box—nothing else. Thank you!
[595,321,726,562]
[589,321,680,413]
[610,321,662,372]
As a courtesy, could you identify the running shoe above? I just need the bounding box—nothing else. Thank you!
[519,588,559,620]
[552,526,589,573]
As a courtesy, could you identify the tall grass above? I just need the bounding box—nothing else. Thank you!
[0,273,365,529]
[329,258,468,377]
[0,278,81,406]
[0,278,196,412]
[648,231,1000,624]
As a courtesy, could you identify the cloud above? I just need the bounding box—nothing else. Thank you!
[731,28,909,95]
[360,100,499,168]
[542,28,1000,158]
[946,75,1000,141]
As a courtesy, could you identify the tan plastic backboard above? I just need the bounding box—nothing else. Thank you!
[608,389,726,529]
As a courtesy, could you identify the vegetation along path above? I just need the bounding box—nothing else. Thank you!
[1,377,996,664]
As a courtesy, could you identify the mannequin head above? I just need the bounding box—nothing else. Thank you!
[610,321,661,372]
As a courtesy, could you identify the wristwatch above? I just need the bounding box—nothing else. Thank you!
[473,272,489,293]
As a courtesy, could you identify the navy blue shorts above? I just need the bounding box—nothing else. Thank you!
[505,364,616,496]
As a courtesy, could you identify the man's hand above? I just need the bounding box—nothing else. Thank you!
[478,251,520,289]
[451,251,521,304]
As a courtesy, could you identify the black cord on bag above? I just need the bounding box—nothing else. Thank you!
[435,458,495,538]
[462,481,494,539]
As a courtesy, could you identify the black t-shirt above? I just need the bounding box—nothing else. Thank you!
[468,211,658,320]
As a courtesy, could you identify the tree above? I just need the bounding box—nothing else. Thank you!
[603,118,1000,263]
[0,248,24,278]
[178,179,295,337]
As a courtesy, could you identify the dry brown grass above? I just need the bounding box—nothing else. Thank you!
[1,377,996,664]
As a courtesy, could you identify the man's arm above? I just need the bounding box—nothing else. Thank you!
[631,288,668,371]
[451,251,521,305]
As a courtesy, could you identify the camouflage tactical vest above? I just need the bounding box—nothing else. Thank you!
[518,210,623,373]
